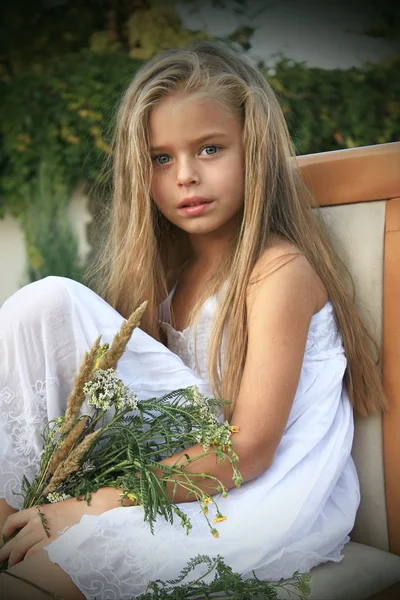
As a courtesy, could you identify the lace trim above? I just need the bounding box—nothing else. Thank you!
[0,379,52,509]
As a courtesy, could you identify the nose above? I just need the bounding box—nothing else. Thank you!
[176,157,199,187]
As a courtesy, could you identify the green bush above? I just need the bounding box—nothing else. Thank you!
[265,55,399,154]
[0,51,143,219]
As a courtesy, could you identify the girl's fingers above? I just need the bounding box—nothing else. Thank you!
[25,539,50,560]
[5,530,43,568]
[1,508,34,540]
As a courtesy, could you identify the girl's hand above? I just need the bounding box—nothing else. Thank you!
[0,488,124,568]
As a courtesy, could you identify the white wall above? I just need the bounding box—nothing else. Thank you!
[0,214,27,305]
[0,189,92,305]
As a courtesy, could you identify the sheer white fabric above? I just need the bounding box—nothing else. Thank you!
[0,276,360,599]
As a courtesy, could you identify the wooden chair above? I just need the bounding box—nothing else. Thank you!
[292,142,400,599]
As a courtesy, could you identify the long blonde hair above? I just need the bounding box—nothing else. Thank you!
[89,40,386,420]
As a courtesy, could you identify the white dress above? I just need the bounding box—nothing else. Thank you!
[0,276,360,599]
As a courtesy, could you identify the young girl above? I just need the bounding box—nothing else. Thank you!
[0,40,386,599]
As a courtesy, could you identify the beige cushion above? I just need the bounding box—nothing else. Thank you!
[317,201,388,551]
[304,542,400,600]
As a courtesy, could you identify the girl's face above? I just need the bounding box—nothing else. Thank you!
[149,93,245,240]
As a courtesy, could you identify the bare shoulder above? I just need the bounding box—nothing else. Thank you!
[231,237,329,474]
[248,236,328,315]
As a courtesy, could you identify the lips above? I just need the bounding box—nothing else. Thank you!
[178,197,212,208]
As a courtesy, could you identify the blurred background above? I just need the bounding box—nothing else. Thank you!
[0,0,399,302]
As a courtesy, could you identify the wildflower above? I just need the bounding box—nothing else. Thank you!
[210,528,220,538]
[200,496,213,514]
[46,492,72,503]
[78,460,96,475]
[120,492,139,505]
[195,417,233,452]
[83,369,138,412]
[188,386,206,406]
[230,425,240,433]
[214,512,227,523]
[234,475,243,487]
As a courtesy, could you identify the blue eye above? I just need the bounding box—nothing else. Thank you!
[202,145,219,155]
[153,154,170,166]
[152,145,220,166]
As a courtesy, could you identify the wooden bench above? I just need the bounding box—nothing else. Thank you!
[292,142,400,599]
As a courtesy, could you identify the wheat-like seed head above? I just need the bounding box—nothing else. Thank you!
[59,335,102,436]
[44,430,101,494]
[98,301,148,371]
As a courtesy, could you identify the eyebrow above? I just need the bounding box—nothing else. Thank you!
[150,132,229,153]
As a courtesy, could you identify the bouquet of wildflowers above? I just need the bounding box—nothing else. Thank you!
[11,301,241,538]
[0,301,312,598]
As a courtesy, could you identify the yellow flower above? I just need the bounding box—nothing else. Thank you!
[214,513,227,523]
[202,496,213,504]
[120,492,138,505]
[230,425,240,433]
[234,475,243,488]
[201,505,209,515]
[211,528,219,538]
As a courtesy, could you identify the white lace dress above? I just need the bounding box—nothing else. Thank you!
[0,276,360,599]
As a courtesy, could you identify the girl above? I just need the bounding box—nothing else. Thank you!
[0,40,386,599]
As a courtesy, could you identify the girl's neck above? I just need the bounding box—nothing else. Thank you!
[188,220,239,269]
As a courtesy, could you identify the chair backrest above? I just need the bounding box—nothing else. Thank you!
[297,142,400,554]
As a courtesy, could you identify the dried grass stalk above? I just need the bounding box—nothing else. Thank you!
[98,301,147,371]
[44,430,101,494]
[46,418,88,476]
[59,336,102,436]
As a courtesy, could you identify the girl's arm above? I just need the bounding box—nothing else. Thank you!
[150,244,328,503]
[88,244,326,508]
[94,244,326,507]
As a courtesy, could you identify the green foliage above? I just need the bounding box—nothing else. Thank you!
[135,554,312,599]
[125,0,209,60]
[0,0,108,78]
[0,51,142,220]
[264,55,400,155]
[21,162,84,283]
[1,51,398,219]
[363,0,400,41]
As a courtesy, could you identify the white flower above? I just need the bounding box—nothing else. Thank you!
[46,492,72,503]
[83,369,138,412]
